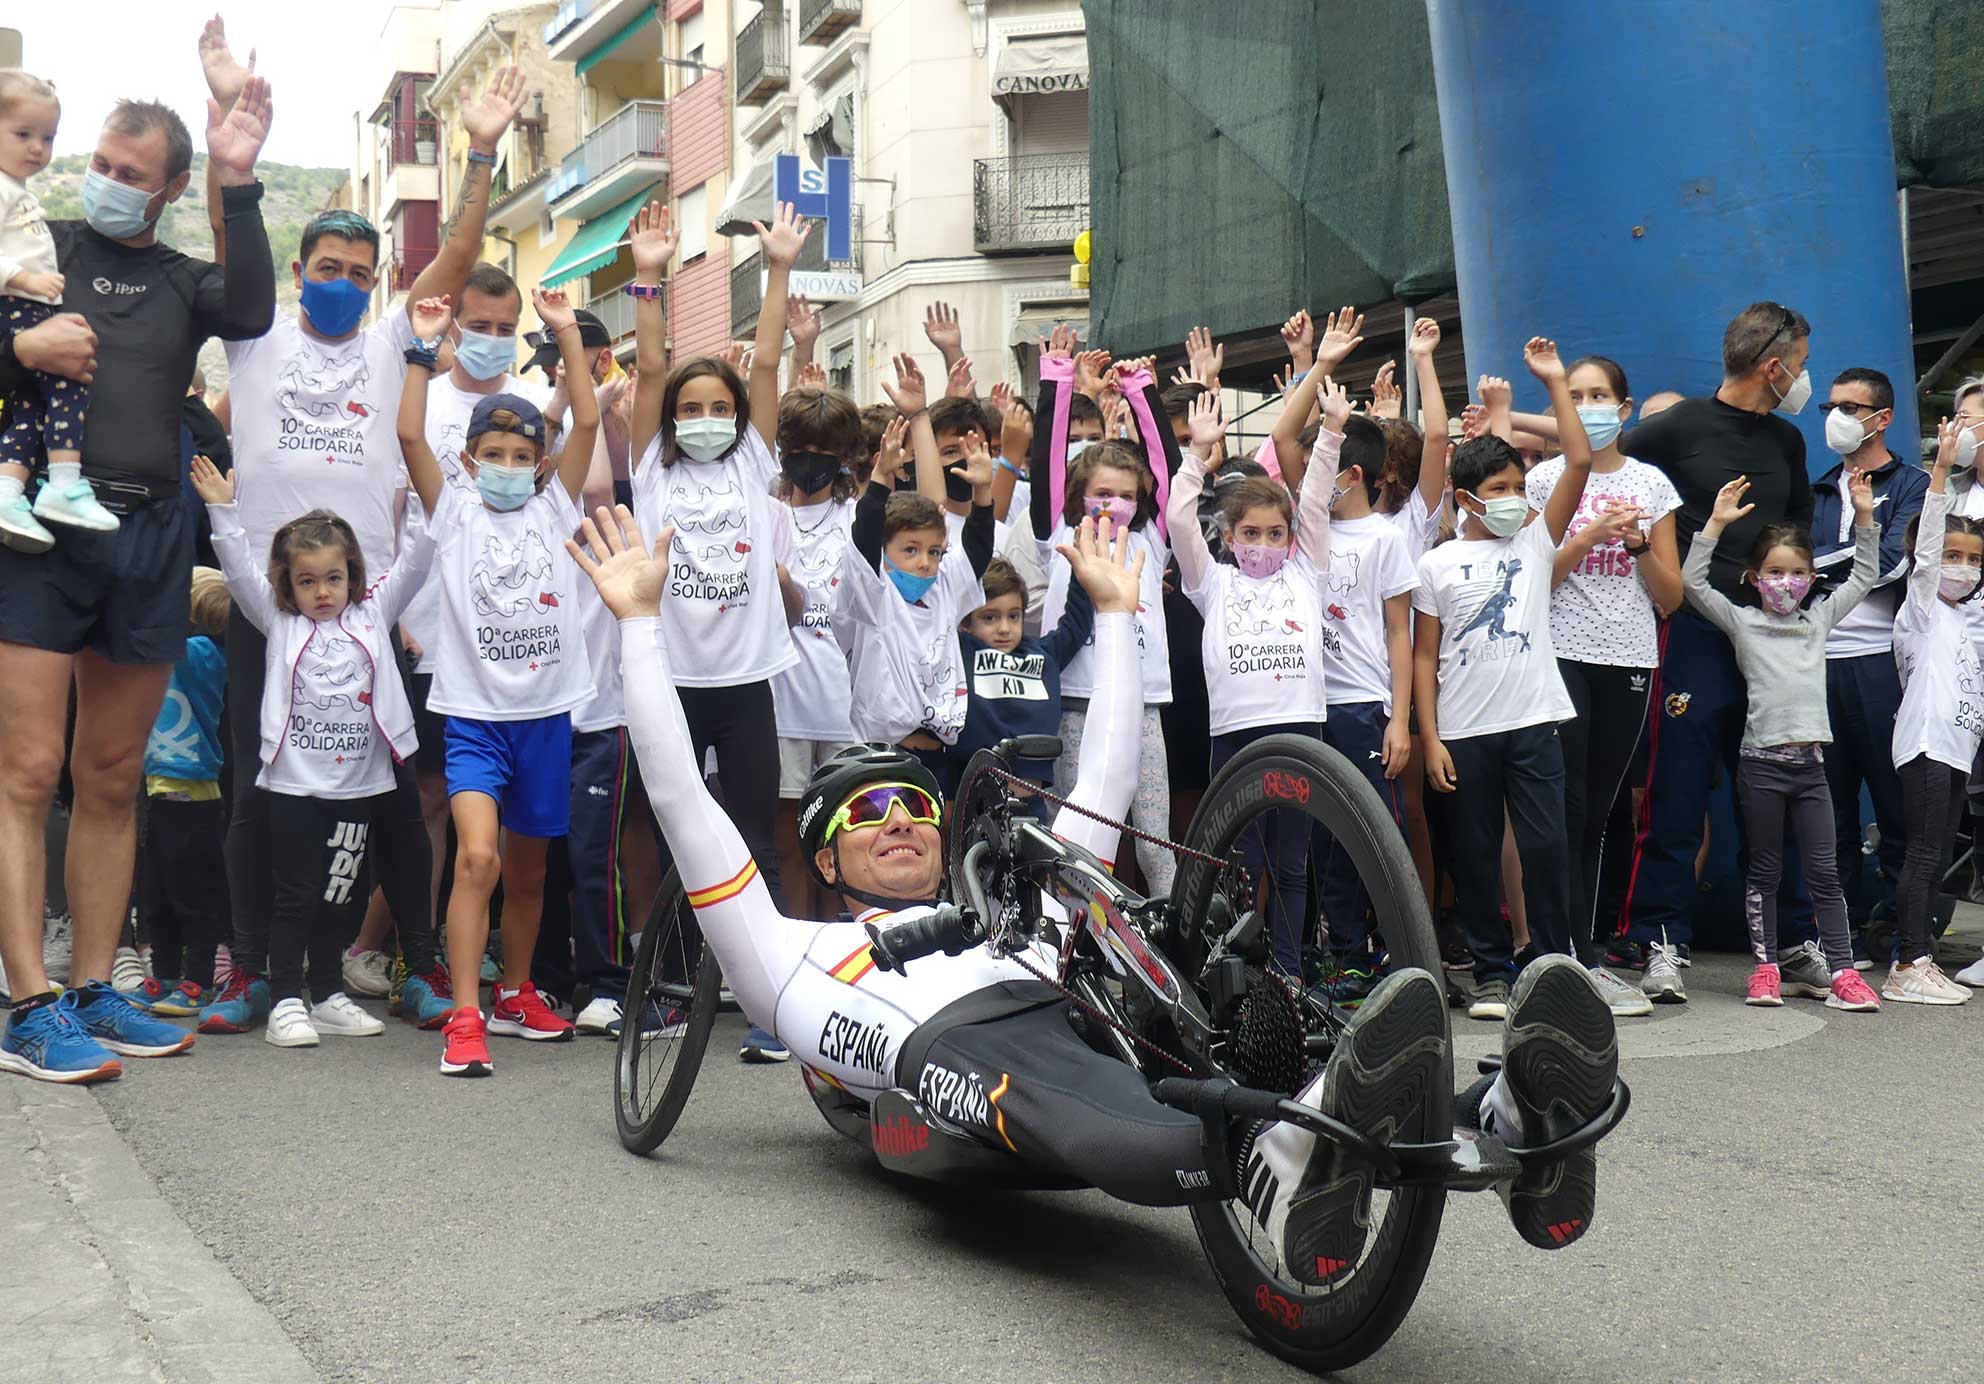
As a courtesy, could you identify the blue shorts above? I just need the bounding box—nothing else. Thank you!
[0,492,192,665]
[444,713,573,838]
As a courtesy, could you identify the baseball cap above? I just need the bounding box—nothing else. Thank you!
[466,392,548,445]
[524,309,613,373]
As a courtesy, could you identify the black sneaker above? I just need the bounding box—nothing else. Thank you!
[1242,969,1448,1287]
[1604,937,1646,971]
[1490,955,1618,1250]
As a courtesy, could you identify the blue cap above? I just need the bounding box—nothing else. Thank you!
[466,392,546,444]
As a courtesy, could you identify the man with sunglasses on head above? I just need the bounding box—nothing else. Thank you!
[1615,302,1821,1003]
[573,503,1623,1284]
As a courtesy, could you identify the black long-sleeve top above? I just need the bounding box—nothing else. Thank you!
[852,479,994,579]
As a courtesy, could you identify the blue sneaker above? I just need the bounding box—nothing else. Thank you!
[72,981,195,1057]
[399,966,454,1030]
[0,992,122,1083]
[739,1024,789,1063]
[198,972,272,1034]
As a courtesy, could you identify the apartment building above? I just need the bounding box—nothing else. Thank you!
[343,3,445,317]
[720,0,1089,396]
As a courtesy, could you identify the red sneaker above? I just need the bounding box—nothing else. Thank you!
[439,1007,492,1077]
[488,983,574,1042]
[1744,963,1782,1007]
[1825,970,1881,1012]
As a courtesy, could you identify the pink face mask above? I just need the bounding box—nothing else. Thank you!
[1756,572,1814,615]
[1087,497,1138,530]
[1232,542,1290,579]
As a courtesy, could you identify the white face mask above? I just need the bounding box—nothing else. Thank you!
[1956,425,1983,471]
[1771,362,1812,416]
[1824,406,1877,456]
[1939,564,1980,603]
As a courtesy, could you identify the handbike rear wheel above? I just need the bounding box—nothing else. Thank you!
[1172,733,1450,1374]
[615,866,723,1155]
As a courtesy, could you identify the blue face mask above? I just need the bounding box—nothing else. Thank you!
[298,276,370,338]
[1577,403,1624,452]
[884,557,939,604]
[453,327,516,381]
[475,461,538,511]
[81,168,160,240]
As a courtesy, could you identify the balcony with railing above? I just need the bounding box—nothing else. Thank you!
[730,207,863,336]
[585,282,640,348]
[973,153,1090,254]
[799,0,860,45]
[386,244,438,294]
[386,118,438,170]
[546,100,669,222]
[736,7,790,105]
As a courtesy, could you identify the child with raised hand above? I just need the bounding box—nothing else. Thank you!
[949,556,1095,800]
[1685,472,1882,1011]
[191,452,436,1048]
[1028,327,1180,896]
[397,287,599,1076]
[1169,382,1336,974]
[0,69,119,552]
[1413,337,1594,1019]
[1883,418,1982,1003]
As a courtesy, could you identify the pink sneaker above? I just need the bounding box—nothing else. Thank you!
[1745,963,1782,1007]
[1825,969,1881,1012]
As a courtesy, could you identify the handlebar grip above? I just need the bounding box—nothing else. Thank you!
[1152,1076,1289,1125]
[865,907,976,975]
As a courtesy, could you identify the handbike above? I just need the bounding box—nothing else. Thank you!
[612,732,1628,1373]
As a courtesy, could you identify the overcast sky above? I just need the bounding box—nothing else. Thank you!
[12,0,399,169]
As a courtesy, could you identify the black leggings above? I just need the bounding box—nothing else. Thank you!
[676,680,782,902]
[1896,753,1964,962]
[1557,659,1651,961]
[138,796,228,988]
[224,606,437,976]
[911,998,1215,1207]
[266,792,387,1003]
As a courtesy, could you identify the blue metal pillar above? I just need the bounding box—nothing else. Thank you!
[1425,0,1917,465]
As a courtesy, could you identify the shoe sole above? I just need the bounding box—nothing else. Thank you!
[199,1015,253,1034]
[1501,956,1616,1251]
[1280,968,1446,1287]
[739,1045,791,1063]
[1467,1001,1507,1021]
[1823,996,1880,1012]
[1644,982,1687,1004]
[487,1017,575,1041]
[0,525,54,554]
[264,1030,321,1047]
[439,1056,492,1076]
[313,1023,386,1036]
[1602,996,1654,1018]
[0,1049,122,1083]
[96,1032,196,1058]
[35,509,119,533]
[1744,995,1784,1007]
[1880,991,1970,1005]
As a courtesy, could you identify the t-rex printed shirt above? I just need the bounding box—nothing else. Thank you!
[1411,518,1573,739]
[261,623,391,800]
[632,426,799,689]
[1319,512,1420,711]
[224,304,415,576]
[1185,559,1328,735]
[426,481,593,722]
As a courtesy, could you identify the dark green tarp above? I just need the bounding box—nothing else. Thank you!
[1087,0,1984,353]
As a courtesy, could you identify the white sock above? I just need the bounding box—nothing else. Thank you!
[47,460,82,489]
[0,475,22,503]
[1480,1073,1524,1141]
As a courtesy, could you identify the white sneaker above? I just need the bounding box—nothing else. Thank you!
[308,991,385,1035]
[1587,965,1652,1017]
[1640,941,1687,1003]
[264,998,321,1047]
[0,494,53,553]
[42,910,71,986]
[111,944,150,993]
[33,479,120,533]
[1954,955,1984,987]
[340,946,393,998]
[1881,959,1972,1006]
[574,996,622,1035]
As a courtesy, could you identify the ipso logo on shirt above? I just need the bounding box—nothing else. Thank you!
[91,277,149,296]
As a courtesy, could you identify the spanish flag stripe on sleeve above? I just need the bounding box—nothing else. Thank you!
[687,860,758,910]
[829,942,876,986]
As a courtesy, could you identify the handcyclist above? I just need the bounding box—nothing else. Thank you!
[570,504,1623,1274]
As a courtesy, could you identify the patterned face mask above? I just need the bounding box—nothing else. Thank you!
[1756,571,1814,615]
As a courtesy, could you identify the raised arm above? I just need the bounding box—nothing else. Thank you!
[1814,472,1881,633]
[923,301,964,375]
[1683,478,1750,636]
[1117,361,1176,540]
[396,295,453,517]
[1294,380,1349,565]
[1032,325,1081,533]
[1050,519,1147,867]
[1407,318,1450,515]
[1274,306,1366,487]
[749,202,811,443]
[189,456,277,633]
[1527,337,1593,544]
[409,68,527,304]
[1168,391,1223,593]
[1907,421,1965,613]
[625,200,676,467]
[954,434,997,579]
[197,62,277,340]
[535,287,599,501]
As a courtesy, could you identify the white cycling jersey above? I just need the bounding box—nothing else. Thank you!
[621,610,1144,1100]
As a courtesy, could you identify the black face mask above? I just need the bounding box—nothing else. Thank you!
[783,450,843,495]
[944,464,974,504]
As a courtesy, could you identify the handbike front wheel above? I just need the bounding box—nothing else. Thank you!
[1172,733,1450,1373]
[615,866,723,1156]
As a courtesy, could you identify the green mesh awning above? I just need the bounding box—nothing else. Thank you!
[540,185,656,288]
[576,5,657,78]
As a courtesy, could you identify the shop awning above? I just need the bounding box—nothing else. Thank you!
[715,157,776,238]
[540,184,657,288]
[993,33,1089,108]
[576,4,657,78]
[1009,303,1090,347]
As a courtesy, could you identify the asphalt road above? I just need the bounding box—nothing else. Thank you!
[24,930,1984,1384]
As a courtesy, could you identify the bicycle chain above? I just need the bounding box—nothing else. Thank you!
[982,765,1234,870]
[1000,943,1197,1075]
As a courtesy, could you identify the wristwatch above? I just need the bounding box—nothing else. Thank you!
[1622,532,1651,555]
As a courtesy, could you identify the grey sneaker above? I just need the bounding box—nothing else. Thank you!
[1468,975,1511,1020]
[1778,940,1831,999]
[1640,942,1687,1004]
[1587,965,1652,1017]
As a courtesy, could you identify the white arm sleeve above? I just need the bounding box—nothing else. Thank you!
[1051,610,1142,866]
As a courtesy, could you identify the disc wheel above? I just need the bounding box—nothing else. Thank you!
[1172,734,1450,1374]
[614,866,723,1155]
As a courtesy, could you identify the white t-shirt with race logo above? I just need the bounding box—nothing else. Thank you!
[1039,523,1172,704]
[832,540,984,745]
[1319,513,1419,710]
[772,498,857,741]
[1524,455,1680,669]
[1385,487,1444,564]
[401,372,555,674]
[425,482,593,721]
[261,622,393,800]
[631,427,799,689]
[1186,559,1327,735]
[572,591,625,734]
[224,305,416,576]
[1412,518,1574,739]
